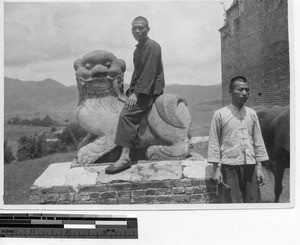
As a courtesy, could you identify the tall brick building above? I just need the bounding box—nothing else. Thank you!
[219,0,290,106]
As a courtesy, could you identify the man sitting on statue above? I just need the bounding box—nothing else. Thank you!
[105,16,165,174]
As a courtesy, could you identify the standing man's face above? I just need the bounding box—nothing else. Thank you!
[131,20,149,42]
[230,81,250,107]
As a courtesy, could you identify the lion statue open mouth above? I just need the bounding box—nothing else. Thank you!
[72,50,192,167]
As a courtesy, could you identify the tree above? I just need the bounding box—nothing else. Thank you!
[60,123,87,148]
[16,135,46,161]
[9,116,21,125]
[41,115,53,127]
[4,140,15,164]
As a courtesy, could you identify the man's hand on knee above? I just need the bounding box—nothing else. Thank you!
[125,93,138,111]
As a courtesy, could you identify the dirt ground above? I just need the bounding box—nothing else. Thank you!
[260,168,290,203]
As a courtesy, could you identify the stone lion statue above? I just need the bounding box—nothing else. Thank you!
[72,50,192,167]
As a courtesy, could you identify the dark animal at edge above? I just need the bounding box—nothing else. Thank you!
[257,105,290,202]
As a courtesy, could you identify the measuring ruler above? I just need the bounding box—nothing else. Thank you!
[0,213,138,239]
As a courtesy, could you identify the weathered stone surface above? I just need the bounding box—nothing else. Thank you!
[190,194,206,203]
[79,185,107,193]
[118,190,131,197]
[156,195,175,203]
[182,160,214,179]
[96,161,182,183]
[185,186,203,194]
[173,179,193,187]
[65,167,98,189]
[172,187,186,194]
[32,162,98,191]
[132,190,145,197]
[107,182,138,191]
[31,160,213,191]
[97,198,117,205]
[30,159,219,204]
[100,191,117,199]
[32,162,72,188]
[145,189,157,195]
[138,181,165,189]
[132,196,157,204]
[163,180,175,188]
[173,194,190,203]
[186,152,205,161]
[117,197,131,204]
[160,188,173,195]
[72,50,192,166]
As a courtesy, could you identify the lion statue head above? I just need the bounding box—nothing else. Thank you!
[74,50,127,105]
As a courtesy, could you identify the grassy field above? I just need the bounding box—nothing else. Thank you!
[4,151,76,204]
[189,109,215,136]
[4,124,65,157]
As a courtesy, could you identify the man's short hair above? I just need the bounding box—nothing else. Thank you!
[229,76,248,91]
[132,16,149,27]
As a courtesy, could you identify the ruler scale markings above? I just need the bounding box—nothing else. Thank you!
[63,220,95,225]
[31,220,63,225]
[0,213,138,239]
[52,228,62,237]
[0,224,64,228]
[95,220,127,226]
[64,224,96,229]
[0,219,31,224]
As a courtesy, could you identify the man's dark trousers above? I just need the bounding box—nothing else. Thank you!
[220,164,261,203]
[115,93,153,148]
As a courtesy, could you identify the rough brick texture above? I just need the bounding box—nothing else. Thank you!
[29,178,220,205]
[220,0,289,107]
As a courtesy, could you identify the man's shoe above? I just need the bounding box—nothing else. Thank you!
[105,160,132,174]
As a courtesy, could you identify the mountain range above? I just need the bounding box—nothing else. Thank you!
[4,77,222,119]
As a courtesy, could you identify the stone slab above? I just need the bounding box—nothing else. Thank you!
[96,161,183,183]
[32,162,72,188]
[65,167,98,189]
[31,159,213,191]
[182,160,214,179]
[32,162,98,190]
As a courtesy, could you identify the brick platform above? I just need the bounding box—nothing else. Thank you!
[29,155,220,205]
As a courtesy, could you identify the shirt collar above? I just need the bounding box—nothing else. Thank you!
[135,37,149,48]
[229,103,247,119]
[229,103,245,111]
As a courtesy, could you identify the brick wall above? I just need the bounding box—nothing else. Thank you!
[29,178,219,205]
[220,0,290,107]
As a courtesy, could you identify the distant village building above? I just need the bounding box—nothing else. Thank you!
[219,0,290,107]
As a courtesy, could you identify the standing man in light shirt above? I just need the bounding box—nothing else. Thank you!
[208,76,269,203]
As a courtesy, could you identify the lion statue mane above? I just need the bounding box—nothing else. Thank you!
[72,50,192,167]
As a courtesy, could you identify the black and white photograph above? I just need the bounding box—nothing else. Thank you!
[2,0,293,209]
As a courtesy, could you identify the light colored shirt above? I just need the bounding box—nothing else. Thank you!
[208,104,269,165]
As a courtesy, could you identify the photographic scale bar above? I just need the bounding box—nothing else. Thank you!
[0,213,138,239]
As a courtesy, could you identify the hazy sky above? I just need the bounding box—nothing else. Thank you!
[4,1,233,86]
